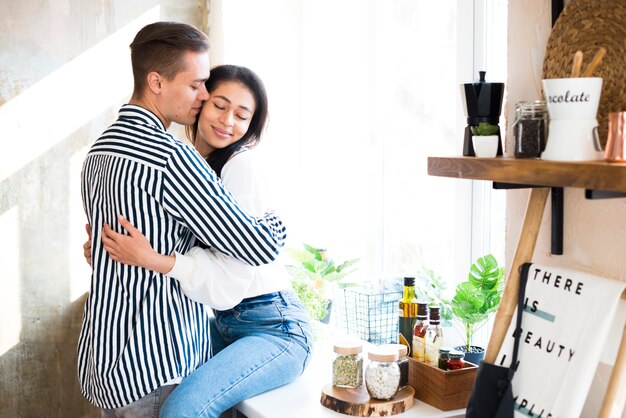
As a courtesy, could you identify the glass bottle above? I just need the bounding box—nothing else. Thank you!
[446,350,466,370]
[424,306,444,367]
[332,341,363,388]
[398,277,418,357]
[411,302,429,362]
[512,100,548,158]
[365,348,400,400]
[438,347,451,370]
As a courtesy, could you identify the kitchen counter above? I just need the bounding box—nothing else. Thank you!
[234,340,465,418]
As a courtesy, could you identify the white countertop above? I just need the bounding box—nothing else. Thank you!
[234,341,465,418]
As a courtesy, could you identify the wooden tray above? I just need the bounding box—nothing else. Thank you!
[408,357,477,411]
[320,383,414,416]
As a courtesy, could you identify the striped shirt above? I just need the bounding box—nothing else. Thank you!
[78,105,286,408]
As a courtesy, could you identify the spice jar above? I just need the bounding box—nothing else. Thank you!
[512,100,548,158]
[365,348,400,400]
[446,350,466,371]
[382,344,409,389]
[332,341,363,388]
[438,347,451,371]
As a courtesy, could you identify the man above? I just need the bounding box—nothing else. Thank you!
[79,21,286,416]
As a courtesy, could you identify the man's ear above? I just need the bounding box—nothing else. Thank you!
[146,71,163,94]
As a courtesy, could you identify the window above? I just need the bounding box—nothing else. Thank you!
[215,0,506,294]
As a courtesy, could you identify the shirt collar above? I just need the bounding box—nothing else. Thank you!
[119,104,166,131]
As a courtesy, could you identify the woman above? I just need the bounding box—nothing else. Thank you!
[93,65,313,418]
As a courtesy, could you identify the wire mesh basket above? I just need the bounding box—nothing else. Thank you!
[332,285,402,345]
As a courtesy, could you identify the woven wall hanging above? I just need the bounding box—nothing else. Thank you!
[542,0,626,146]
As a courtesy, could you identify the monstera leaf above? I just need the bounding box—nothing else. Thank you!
[451,254,505,351]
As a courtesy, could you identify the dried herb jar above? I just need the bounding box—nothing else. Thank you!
[512,100,548,158]
[365,348,400,400]
[332,342,363,388]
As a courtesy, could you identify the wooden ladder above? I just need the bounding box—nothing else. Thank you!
[483,187,626,418]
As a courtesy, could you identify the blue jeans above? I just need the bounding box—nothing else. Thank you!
[101,385,177,418]
[160,290,314,418]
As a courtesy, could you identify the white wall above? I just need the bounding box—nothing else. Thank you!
[506,1,626,416]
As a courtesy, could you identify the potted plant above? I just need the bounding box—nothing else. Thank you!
[286,243,359,323]
[450,253,505,364]
[471,122,500,158]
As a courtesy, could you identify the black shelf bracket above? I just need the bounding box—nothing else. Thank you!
[551,187,564,255]
[585,189,626,199]
[492,182,543,190]
[492,182,563,255]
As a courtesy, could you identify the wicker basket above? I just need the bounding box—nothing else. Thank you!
[542,0,626,147]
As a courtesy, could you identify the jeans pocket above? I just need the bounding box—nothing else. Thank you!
[233,302,284,326]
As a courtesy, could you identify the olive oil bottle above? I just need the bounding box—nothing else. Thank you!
[398,276,418,356]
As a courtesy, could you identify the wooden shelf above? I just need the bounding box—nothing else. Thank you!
[428,157,626,193]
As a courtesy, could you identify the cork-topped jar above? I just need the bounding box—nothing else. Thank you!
[365,348,400,400]
[332,341,363,388]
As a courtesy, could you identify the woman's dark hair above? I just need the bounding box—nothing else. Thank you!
[186,64,269,177]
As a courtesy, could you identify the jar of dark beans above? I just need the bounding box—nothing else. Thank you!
[438,347,451,370]
[512,100,548,158]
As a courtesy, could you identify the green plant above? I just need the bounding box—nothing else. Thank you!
[471,122,499,136]
[286,243,359,321]
[450,254,505,352]
[290,279,329,321]
[415,267,453,324]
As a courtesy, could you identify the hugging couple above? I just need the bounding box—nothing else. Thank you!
[80,21,313,418]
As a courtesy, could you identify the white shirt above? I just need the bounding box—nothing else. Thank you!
[167,149,291,310]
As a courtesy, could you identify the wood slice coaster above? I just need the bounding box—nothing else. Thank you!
[320,384,414,416]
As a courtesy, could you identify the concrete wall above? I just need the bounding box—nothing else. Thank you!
[0,1,207,416]
[506,1,626,416]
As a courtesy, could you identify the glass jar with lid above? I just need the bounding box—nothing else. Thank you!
[438,347,451,370]
[332,341,363,388]
[365,348,400,400]
[446,350,466,370]
[512,100,548,158]
[382,343,409,389]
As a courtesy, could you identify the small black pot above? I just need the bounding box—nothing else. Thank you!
[454,345,485,365]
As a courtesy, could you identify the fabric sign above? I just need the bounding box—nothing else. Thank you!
[495,263,625,417]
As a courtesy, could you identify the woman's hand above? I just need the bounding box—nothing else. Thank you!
[102,215,175,274]
[83,224,92,267]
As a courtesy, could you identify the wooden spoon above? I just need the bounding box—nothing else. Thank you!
[583,47,607,77]
[571,50,584,78]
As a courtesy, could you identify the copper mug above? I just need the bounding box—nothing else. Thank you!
[605,111,626,162]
